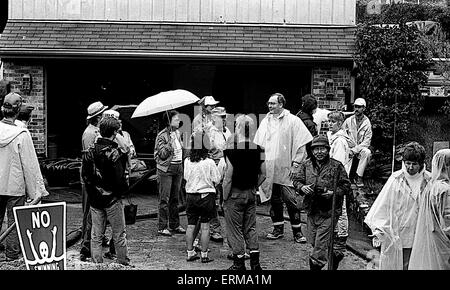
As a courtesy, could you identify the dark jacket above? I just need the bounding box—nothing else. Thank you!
[82,137,128,209]
[296,111,318,137]
[296,111,318,159]
[291,157,350,217]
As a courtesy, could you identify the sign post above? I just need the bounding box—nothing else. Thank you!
[13,202,66,270]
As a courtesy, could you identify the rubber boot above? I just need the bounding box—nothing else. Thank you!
[266,224,284,240]
[228,255,246,270]
[332,252,344,270]
[250,252,262,271]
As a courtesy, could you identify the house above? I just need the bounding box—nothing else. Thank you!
[0,0,357,158]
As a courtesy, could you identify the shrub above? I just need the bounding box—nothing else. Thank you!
[354,23,431,152]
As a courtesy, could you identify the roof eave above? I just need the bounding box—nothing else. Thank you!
[0,49,353,62]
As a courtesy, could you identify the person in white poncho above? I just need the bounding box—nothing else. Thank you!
[408,149,450,270]
[364,142,431,270]
[254,93,313,243]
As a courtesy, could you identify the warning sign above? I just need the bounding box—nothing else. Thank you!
[13,202,66,270]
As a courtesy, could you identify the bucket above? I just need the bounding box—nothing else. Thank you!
[124,203,138,225]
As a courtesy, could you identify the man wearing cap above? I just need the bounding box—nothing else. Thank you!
[0,92,49,261]
[192,96,219,133]
[254,93,313,243]
[291,135,351,270]
[342,98,372,187]
[79,101,108,261]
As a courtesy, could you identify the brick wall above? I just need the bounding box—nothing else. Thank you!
[312,66,351,110]
[2,61,46,156]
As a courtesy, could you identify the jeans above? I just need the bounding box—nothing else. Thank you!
[210,184,223,235]
[157,163,182,230]
[0,195,25,259]
[90,200,128,265]
[270,184,302,228]
[224,188,258,256]
[80,170,92,256]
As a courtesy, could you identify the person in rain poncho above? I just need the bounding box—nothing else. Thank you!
[254,93,313,243]
[0,92,48,261]
[342,98,371,187]
[326,111,353,268]
[409,149,450,270]
[364,142,431,270]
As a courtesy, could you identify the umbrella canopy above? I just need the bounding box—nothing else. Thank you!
[131,89,199,118]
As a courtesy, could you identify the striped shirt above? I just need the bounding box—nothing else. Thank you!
[171,131,182,163]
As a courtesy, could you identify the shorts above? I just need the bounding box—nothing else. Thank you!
[186,192,215,225]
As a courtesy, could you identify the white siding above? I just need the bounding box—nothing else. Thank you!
[9,0,356,25]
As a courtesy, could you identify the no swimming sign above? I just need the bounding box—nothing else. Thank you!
[13,202,66,270]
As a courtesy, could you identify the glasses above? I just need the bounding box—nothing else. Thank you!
[267,102,278,106]
[354,105,364,108]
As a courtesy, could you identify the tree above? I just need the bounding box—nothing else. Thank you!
[354,23,431,152]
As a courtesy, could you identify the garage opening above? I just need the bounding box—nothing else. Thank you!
[46,59,311,159]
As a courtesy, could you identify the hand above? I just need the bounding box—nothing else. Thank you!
[349,151,355,159]
[372,236,381,248]
[369,231,382,248]
[322,190,333,198]
[301,184,314,195]
[289,163,300,180]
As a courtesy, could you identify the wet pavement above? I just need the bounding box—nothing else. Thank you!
[1,188,371,270]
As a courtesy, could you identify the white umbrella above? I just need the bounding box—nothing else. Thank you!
[131,89,199,118]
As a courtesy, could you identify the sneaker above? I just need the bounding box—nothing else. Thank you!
[294,233,307,244]
[201,256,214,263]
[170,226,186,234]
[158,229,172,236]
[80,253,91,262]
[210,232,224,242]
[187,253,200,262]
[119,261,135,268]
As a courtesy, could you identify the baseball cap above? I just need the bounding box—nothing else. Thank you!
[311,135,330,149]
[203,96,220,106]
[354,98,367,107]
[2,92,23,110]
[103,109,120,119]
